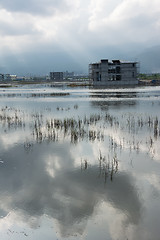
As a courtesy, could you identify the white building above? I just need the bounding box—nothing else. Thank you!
[89,59,138,86]
[10,75,17,80]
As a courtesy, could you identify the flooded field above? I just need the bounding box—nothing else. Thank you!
[0,84,160,240]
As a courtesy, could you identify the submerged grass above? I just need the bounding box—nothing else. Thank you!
[81,151,119,182]
[0,106,159,158]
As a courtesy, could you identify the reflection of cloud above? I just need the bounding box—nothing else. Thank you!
[46,155,61,178]
[0,130,27,151]
[0,142,142,238]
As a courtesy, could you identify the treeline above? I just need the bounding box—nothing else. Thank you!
[139,73,160,80]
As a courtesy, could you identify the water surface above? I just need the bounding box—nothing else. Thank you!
[0,84,160,240]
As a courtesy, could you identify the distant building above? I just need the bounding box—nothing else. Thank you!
[89,59,138,86]
[63,71,74,79]
[0,74,4,81]
[0,73,11,81]
[10,75,17,80]
[50,72,63,81]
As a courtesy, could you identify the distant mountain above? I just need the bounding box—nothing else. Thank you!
[1,45,160,76]
[136,45,160,73]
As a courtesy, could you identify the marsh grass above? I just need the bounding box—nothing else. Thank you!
[81,151,119,182]
[0,106,25,130]
[0,106,159,158]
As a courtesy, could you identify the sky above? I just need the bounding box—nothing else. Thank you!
[0,0,160,75]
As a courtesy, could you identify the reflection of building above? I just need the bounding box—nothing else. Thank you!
[89,59,138,86]
[50,72,63,81]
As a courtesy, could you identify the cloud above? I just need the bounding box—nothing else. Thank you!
[88,0,160,45]
[0,0,160,74]
[0,0,68,16]
[0,12,38,37]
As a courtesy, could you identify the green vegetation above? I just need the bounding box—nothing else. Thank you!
[139,73,160,80]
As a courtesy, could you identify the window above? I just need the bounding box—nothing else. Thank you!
[116,66,121,74]
[108,68,116,74]
[116,75,121,81]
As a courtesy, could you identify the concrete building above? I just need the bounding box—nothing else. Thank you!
[0,74,4,81]
[0,73,11,81]
[89,59,138,86]
[50,72,63,81]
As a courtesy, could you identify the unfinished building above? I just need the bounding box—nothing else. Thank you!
[50,72,63,81]
[89,59,138,86]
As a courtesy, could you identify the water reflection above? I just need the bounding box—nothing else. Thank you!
[0,142,141,238]
[90,91,137,99]
[1,106,159,149]
[0,85,160,240]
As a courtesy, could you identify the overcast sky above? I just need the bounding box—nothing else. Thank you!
[0,0,160,75]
